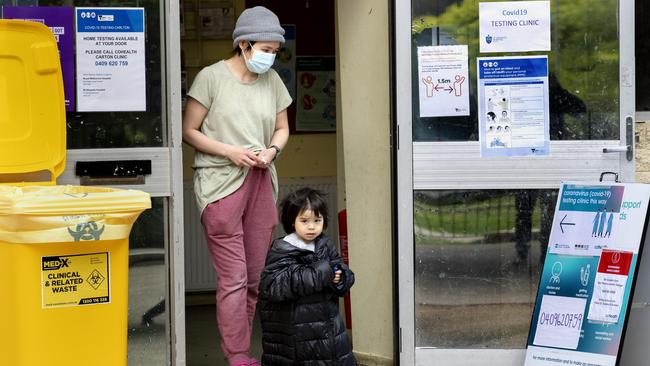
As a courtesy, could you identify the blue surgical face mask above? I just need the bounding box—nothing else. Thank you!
[243,42,276,74]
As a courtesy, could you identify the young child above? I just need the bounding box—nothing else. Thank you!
[258,188,356,366]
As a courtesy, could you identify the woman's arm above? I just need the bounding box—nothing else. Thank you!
[182,97,260,167]
[258,108,289,166]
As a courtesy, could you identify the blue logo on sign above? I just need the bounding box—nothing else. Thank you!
[486,35,492,44]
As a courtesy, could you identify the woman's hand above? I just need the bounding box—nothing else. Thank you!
[255,148,278,168]
[225,146,260,167]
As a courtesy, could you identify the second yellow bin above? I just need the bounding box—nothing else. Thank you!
[0,185,150,366]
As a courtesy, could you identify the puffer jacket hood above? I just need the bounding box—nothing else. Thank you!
[259,234,356,366]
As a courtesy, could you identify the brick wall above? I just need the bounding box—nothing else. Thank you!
[637,121,650,183]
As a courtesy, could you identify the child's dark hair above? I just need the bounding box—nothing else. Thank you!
[280,188,329,234]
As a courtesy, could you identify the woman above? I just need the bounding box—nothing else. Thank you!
[182,6,292,366]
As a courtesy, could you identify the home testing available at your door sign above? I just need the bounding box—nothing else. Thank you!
[75,7,146,112]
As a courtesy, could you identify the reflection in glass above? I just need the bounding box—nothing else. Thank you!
[127,197,168,365]
[1,0,166,148]
[411,0,619,141]
[636,1,650,111]
[414,189,557,348]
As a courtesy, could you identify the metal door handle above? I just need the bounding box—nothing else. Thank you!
[602,116,634,161]
[602,146,631,153]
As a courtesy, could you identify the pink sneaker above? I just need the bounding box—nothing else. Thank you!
[248,358,261,366]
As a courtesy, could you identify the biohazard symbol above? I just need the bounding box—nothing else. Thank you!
[87,269,105,290]
[68,221,105,241]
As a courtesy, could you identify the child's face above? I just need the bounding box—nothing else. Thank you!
[294,209,324,243]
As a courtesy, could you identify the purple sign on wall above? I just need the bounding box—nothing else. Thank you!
[3,6,75,111]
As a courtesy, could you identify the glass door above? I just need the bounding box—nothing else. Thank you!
[395,0,635,365]
[1,0,185,364]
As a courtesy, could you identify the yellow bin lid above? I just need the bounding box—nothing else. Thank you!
[0,20,66,185]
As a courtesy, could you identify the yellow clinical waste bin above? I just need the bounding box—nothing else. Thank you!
[0,20,151,365]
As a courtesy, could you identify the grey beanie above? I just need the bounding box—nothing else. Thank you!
[232,6,285,48]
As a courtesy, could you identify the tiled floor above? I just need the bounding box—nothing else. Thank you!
[185,295,264,366]
[126,260,263,365]
[127,262,168,365]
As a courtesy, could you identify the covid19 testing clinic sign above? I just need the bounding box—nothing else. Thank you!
[525,182,650,366]
[75,8,146,112]
[479,1,550,53]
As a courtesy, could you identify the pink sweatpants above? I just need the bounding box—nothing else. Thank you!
[201,168,278,365]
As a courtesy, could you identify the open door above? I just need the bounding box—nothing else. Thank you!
[395,0,635,364]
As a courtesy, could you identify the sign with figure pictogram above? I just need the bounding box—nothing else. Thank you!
[417,45,469,117]
[524,182,650,366]
[477,55,550,157]
[296,56,336,131]
[41,252,110,308]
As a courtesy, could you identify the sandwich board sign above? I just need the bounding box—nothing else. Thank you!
[525,182,650,366]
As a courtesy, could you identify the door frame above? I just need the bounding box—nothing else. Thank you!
[395,0,635,365]
[57,0,186,364]
[165,0,186,363]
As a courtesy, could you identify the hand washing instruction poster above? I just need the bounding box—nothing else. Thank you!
[479,1,551,53]
[477,55,550,157]
[524,182,650,366]
[296,56,336,132]
[75,7,146,112]
[417,45,470,117]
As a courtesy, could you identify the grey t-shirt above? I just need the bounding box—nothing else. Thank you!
[187,60,292,212]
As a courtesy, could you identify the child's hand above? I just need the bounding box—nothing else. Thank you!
[333,270,342,284]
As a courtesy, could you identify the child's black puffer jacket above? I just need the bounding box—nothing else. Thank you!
[258,234,356,366]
